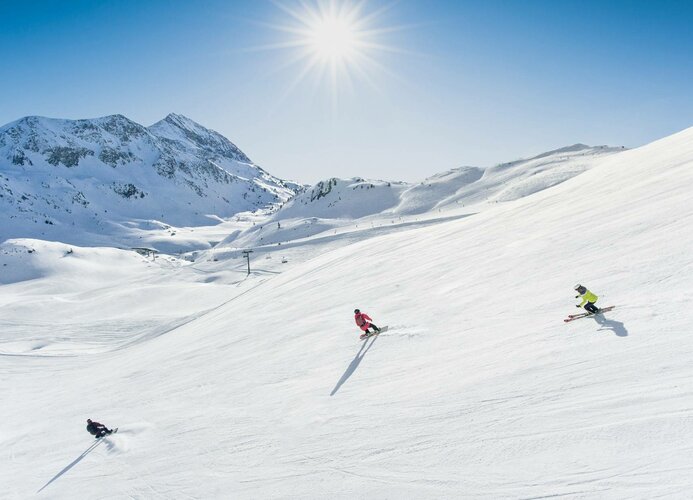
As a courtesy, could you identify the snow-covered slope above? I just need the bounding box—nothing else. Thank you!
[222,144,624,249]
[0,113,300,247]
[2,126,692,498]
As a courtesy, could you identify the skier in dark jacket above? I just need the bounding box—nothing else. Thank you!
[86,419,113,438]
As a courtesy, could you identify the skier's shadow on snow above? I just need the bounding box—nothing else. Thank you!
[330,336,378,396]
[593,314,628,337]
[37,438,105,493]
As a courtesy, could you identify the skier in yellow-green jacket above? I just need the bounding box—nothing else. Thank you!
[574,284,600,314]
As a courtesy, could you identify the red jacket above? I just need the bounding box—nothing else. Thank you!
[354,312,372,331]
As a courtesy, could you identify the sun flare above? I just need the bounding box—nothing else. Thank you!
[308,15,359,62]
[263,0,399,103]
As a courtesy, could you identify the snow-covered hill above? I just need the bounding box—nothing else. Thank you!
[0,113,301,247]
[285,144,623,216]
[222,144,624,249]
[2,126,692,498]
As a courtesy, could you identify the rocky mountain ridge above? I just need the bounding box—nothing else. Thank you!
[0,113,302,242]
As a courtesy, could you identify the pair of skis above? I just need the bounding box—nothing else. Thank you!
[563,306,615,323]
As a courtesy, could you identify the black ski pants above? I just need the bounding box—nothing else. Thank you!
[94,428,113,438]
[584,302,599,314]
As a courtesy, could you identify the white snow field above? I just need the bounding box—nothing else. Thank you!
[2,127,693,499]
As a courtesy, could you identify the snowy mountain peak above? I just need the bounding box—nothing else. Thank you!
[159,112,204,130]
[148,113,251,163]
[0,113,299,245]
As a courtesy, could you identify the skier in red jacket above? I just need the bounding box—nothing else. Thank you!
[354,309,380,336]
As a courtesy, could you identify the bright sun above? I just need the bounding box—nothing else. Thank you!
[308,15,359,63]
[263,0,398,102]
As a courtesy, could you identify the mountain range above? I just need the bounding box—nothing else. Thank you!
[1,113,626,252]
[0,113,301,246]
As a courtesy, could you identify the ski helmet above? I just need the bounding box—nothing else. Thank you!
[87,419,92,423]
[354,309,360,314]
[573,284,582,291]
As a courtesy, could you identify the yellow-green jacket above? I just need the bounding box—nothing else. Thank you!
[577,290,598,306]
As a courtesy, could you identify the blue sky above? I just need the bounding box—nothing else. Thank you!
[2,0,692,182]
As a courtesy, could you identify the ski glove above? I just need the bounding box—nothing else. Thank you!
[576,305,581,308]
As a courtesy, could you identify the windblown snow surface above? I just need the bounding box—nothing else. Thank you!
[2,128,693,498]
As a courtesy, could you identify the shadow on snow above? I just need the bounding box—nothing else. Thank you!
[37,438,105,493]
[330,335,378,396]
[593,314,629,337]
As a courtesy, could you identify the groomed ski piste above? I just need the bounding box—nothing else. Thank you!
[2,127,693,498]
